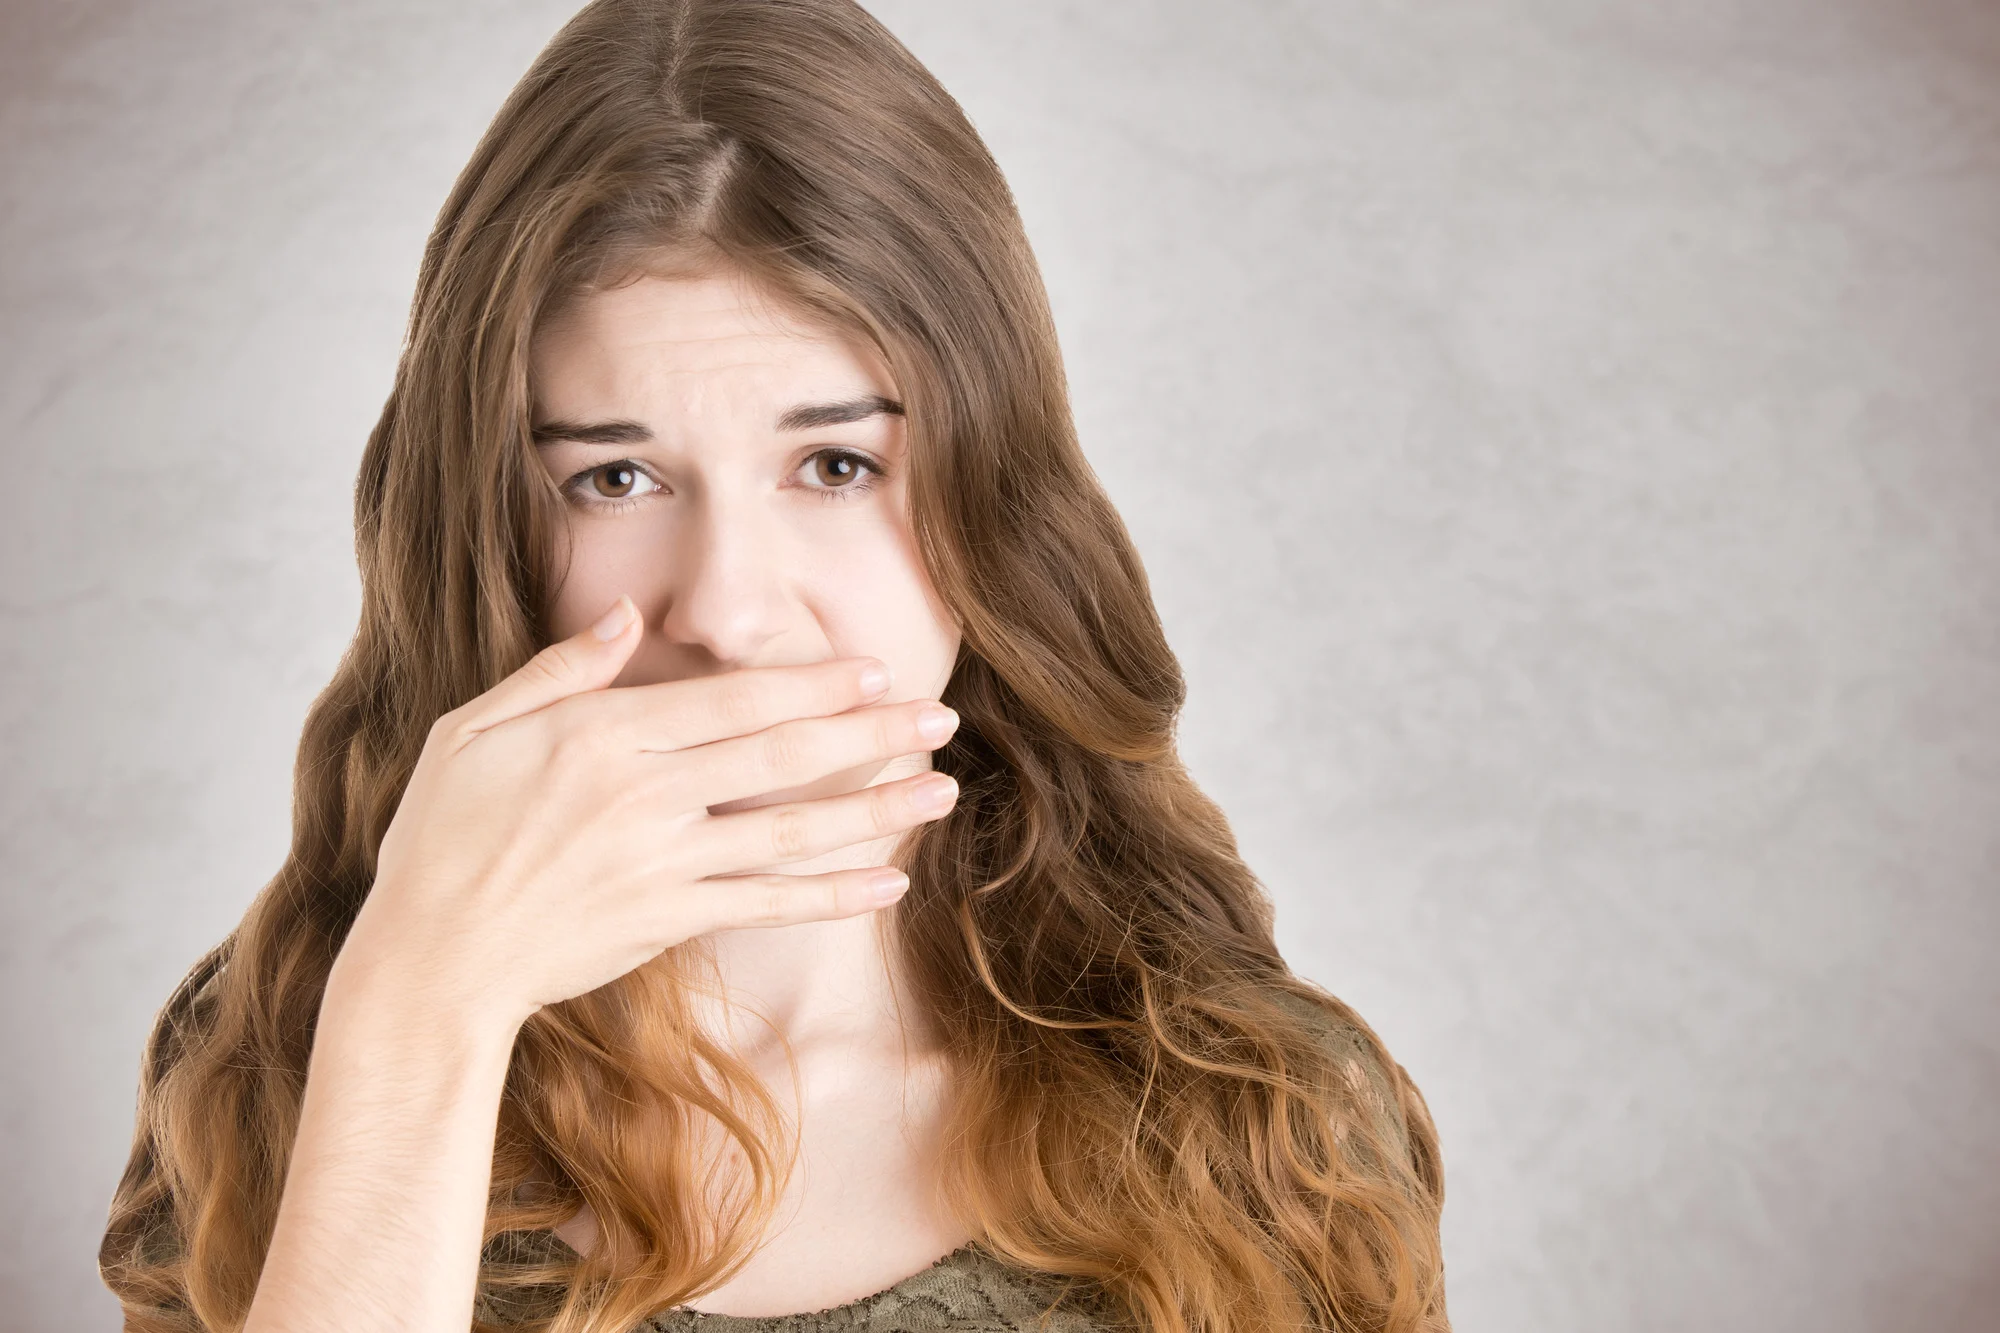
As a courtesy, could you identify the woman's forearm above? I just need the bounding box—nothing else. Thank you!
[243,956,521,1333]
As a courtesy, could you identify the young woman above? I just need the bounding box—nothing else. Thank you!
[99,2,1448,1330]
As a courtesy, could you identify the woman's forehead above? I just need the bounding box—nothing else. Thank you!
[531,270,896,417]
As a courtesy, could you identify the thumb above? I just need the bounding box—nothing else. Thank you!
[450,594,641,735]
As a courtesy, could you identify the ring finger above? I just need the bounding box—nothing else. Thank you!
[685,769,960,878]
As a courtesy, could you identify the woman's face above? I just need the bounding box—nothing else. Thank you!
[529,265,961,813]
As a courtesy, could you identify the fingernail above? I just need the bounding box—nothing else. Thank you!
[869,870,911,904]
[591,596,635,641]
[915,774,959,814]
[858,660,892,698]
[916,705,959,744]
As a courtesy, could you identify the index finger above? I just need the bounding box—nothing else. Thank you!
[556,656,896,753]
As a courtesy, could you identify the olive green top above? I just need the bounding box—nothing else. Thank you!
[474,1215,1117,1332]
[634,1238,1108,1333]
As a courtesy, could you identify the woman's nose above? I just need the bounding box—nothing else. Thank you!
[652,493,791,666]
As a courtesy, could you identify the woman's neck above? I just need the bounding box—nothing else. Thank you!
[698,907,928,1058]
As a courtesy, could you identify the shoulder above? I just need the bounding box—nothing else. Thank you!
[1260,983,1433,1182]
[1262,981,1400,1082]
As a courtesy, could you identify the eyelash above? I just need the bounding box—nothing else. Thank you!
[558,448,889,513]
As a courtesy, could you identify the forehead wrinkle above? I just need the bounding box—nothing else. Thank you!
[604,338,890,413]
[618,357,812,432]
[537,277,897,443]
[588,310,844,372]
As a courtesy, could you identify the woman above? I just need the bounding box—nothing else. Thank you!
[99,1,1448,1330]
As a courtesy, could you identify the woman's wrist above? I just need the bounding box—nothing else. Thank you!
[315,963,523,1080]
[322,896,535,1052]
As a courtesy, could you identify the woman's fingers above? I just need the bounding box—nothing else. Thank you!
[564,653,895,754]
[447,595,644,737]
[664,701,960,813]
[441,597,902,768]
[691,865,914,934]
[687,770,959,879]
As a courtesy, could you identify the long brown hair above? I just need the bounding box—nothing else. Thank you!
[98,2,1447,1329]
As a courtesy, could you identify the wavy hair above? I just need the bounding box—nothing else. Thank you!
[99,2,1448,1330]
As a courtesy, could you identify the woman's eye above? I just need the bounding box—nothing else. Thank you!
[799,448,885,497]
[567,461,661,504]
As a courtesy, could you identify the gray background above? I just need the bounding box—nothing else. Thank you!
[3,1,1996,1329]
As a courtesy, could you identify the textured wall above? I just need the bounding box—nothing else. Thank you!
[3,2,1996,1330]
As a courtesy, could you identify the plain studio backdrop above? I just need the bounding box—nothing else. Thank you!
[3,1,1996,1330]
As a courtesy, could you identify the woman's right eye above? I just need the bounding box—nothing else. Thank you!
[563,461,663,507]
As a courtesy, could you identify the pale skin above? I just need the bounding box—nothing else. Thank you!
[244,266,974,1333]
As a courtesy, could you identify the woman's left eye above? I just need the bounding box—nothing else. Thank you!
[562,460,662,507]
[798,448,886,499]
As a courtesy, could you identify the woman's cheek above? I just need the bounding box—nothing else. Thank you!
[545,519,661,640]
[809,531,958,698]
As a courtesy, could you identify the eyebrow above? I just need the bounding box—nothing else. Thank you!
[776,394,904,432]
[530,395,904,446]
[529,418,651,447]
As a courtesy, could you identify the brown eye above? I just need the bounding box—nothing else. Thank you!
[592,463,639,498]
[812,452,863,487]
[563,460,661,508]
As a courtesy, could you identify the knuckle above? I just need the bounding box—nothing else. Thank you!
[756,883,791,926]
[768,806,811,859]
[712,679,764,731]
[545,716,604,769]
[523,642,578,686]
[425,707,480,755]
[758,722,813,776]
[425,708,462,746]
[812,879,842,920]
[870,784,907,835]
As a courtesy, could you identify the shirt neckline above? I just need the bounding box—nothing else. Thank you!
[655,1239,988,1324]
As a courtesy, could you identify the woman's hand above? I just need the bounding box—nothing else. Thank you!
[331,593,961,1031]
[247,598,958,1333]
